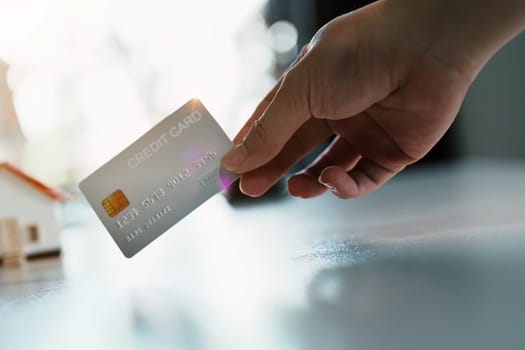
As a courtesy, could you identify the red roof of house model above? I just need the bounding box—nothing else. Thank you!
[0,162,70,201]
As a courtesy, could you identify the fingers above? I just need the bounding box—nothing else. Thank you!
[221,55,312,174]
[239,118,332,197]
[287,136,361,198]
[319,158,403,199]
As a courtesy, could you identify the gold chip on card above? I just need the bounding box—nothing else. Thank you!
[101,189,129,217]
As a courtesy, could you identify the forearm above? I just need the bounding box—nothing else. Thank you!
[382,0,525,80]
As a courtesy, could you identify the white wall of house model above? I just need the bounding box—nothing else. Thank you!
[0,163,67,258]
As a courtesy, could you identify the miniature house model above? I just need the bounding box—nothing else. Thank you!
[0,162,68,264]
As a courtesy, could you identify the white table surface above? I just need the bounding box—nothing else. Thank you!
[1,159,525,350]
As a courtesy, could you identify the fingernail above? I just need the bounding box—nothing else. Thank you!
[239,181,262,198]
[221,143,248,171]
[318,177,338,193]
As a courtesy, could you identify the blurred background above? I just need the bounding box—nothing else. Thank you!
[0,0,524,190]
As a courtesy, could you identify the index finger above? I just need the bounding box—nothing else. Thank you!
[233,45,310,144]
[221,62,312,174]
[233,76,283,144]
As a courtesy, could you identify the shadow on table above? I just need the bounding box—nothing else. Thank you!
[286,240,525,350]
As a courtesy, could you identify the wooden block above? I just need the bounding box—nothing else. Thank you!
[0,217,25,268]
[2,253,25,268]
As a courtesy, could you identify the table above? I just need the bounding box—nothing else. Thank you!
[1,160,525,350]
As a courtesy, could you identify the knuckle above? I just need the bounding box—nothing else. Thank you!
[308,75,333,118]
[246,118,268,148]
[309,93,324,118]
[282,73,311,122]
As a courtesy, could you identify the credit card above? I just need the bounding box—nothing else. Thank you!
[79,99,238,258]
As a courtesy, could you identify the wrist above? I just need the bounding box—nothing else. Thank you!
[381,0,525,81]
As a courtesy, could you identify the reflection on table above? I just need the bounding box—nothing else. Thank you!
[1,160,525,350]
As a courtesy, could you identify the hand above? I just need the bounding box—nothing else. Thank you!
[221,0,524,199]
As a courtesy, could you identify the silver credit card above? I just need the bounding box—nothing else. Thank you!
[79,99,238,258]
